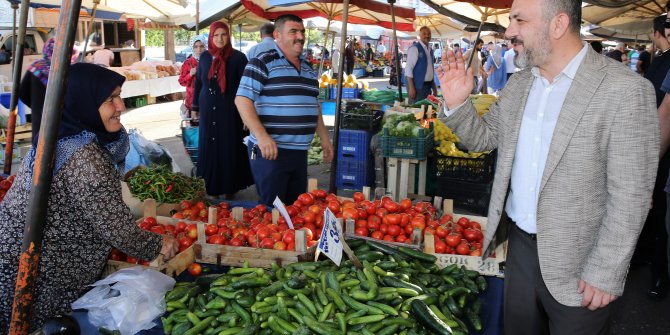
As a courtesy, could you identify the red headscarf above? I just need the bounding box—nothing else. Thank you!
[207,21,233,93]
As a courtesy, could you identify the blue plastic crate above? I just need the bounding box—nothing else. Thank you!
[338,129,371,162]
[321,101,336,116]
[335,158,374,190]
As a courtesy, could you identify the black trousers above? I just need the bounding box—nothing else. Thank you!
[504,224,612,335]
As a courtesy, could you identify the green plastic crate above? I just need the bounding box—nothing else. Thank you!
[381,123,434,160]
[318,87,329,100]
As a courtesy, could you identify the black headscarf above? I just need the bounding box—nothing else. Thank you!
[24,63,129,188]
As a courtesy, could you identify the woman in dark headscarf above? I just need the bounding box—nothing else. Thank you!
[191,22,253,199]
[0,63,178,331]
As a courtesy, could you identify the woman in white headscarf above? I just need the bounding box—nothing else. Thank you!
[484,43,507,94]
[179,35,208,121]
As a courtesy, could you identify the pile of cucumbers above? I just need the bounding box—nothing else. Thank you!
[162,239,487,335]
[361,90,398,104]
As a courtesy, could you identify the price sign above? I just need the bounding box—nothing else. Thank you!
[315,208,343,266]
[273,196,295,229]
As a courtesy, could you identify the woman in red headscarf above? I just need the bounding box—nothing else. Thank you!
[191,22,253,199]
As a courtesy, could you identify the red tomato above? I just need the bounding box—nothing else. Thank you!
[353,192,365,202]
[463,228,479,242]
[188,263,202,276]
[327,201,341,213]
[356,208,368,220]
[208,235,226,245]
[126,256,138,264]
[386,214,400,225]
[325,194,339,203]
[395,234,408,243]
[286,242,296,251]
[179,236,194,249]
[299,227,314,241]
[293,200,304,209]
[375,208,389,218]
[186,224,198,240]
[260,237,275,249]
[456,242,471,255]
[424,227,436,237]
[354,227,369,236]
[314,189,327,199]
[399,198,412,211]
[436,225,448,238]
[302,211,316,224]
[456,217,470,229]
[446,233,461,247]
[355,220,368,229]
[387,224,401,237]
[440,214,453,225]
[257,227,271,240]
[470,221,482,230]
[379,223,389,234]
[470,249,482,256]
[370,230,384,239]
[383,235,395,242]
[179,200,192,210]
[411,216,426,231]
[308,205,321,215]
[143,217,157,227]
[404,224,414,235]
[383,201,400,213]
[230,237,245,247]
[342,208,359,221]
[367,219,380,231]
[270,232,282,242]
[205,224,218,236]
[164,225,176,233]
[281,230,295,244]
[150,225,166,235]
[435,239,447,254]
[298,193,315,206]
[274,241,287,250]
[286,205,299,217]
[139,222,152,231]
[362,201,376,215]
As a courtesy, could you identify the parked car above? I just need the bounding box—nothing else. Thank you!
[175,46,193,63]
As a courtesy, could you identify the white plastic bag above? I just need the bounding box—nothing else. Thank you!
[71,266,175,335]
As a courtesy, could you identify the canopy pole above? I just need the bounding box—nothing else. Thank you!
[239,23,242,49]
[10,0,82,331]
[328,0,350,194]
[4,0,30,173]
[11,2,18,70]
[196,0,200,34]
[318,19,332,76]
[79,0,100,62]
[467,19,485,71]
[388,0,403,102]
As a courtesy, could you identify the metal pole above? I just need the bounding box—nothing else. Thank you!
[79,0,100,62]
[4,0,30,174]
[196,0,200,34]
[328,0,349,193]
[238,23,242,49]
[466,20,485,71]
[11,2,18,70]
[10,0,81,332]
[318,20,332,76]
[389,0,403,102]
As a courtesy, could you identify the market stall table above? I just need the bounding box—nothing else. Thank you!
[120,76,185,99]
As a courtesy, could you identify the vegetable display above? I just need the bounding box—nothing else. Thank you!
[162,239,486,335]
[382,114,423,138]
[308,136,323,166]
[126,165,205,203]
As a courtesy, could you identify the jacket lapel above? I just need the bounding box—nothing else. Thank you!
[539,48,607,193]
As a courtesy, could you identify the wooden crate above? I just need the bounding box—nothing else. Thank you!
[423,198,508,277]
[103,199,195,277]
[121,182,179,218]
[193,206,316,268]
[0,123,32,144]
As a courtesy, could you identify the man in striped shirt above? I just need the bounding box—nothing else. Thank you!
[235,14,333,206]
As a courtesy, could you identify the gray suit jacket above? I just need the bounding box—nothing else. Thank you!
[442,47,659,306]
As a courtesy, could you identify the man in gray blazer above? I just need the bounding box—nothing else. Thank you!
[437,0,659,333]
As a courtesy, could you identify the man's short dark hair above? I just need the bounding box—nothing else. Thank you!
[476,38,484,45]
[453,43,460,48]
[637,45,646,51]
[653,14,666,38]
[590,41,603,54]
[275,14,303,32]
[543,0,581,34]
[260,23,274,36]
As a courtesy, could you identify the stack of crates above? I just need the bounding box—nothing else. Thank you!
[335,129,374,190]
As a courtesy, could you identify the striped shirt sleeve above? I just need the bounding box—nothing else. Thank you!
[236,57,269,101]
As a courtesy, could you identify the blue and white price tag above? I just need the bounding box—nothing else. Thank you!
[315,208,343,266]
[273,196,295,229]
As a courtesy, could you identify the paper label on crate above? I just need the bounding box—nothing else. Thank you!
[315,208,343,266]
[273,196,295,230]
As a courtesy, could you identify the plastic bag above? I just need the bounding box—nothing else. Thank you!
[71,266,175,335]
[124,128,173,173]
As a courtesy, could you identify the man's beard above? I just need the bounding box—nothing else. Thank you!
[513,27,551,69]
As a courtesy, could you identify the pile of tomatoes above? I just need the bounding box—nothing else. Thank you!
[171,200,209,222]
[430,214,484,256]
[109,216,198,264]
[0,174,15,203]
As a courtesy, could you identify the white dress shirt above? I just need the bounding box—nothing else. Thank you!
[405,41,434,82]
[506,43,589,234]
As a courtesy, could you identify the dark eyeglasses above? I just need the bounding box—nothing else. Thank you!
[665,20,670,28]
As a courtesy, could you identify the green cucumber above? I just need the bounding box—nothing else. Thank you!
[410,300,453,335]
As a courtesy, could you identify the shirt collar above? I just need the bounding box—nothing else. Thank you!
[262,37,274,43]
[531,42,588,81]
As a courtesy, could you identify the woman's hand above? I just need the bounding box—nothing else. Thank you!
[190,68,197,76]
[160,234,180,260]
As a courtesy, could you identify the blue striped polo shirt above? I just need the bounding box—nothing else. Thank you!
[236,46,319,150]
